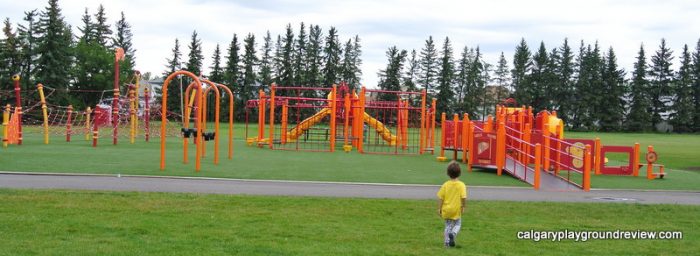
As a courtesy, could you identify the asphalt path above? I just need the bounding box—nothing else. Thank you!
[0,173,698,205]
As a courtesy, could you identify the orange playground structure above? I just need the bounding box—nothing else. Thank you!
[437,104,666,191]
[246,83,437,155]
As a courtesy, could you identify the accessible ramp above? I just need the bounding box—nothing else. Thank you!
[503,156,582,191]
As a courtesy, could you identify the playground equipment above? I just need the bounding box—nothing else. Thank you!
[437,104,666,191]
[246,83,436,154]
[160,70,233,172]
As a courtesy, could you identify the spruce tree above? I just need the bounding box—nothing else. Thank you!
[163,38,181,76]
[323,26,341,87]
[377,46,407,100]
[435,37,454,114]
[693,39,700,132]
[162,38,182,114]
[556,39,574,122]
[209,44,223,83]
[670,44,694,132]
[240,33,258,119]
[17,9,40,87]
[73,10,112,107]
[78,8,93,43]
[293,22,307,87]
[455,46,474,106]
[113,11,135,76]
[626,44,652,131]
[570,40,587,129]
[350,35,363,89]
[259,31,273,87]
[418,36,438,95]
[341,38,354,85]
[528,42,549,110]
[511,38,531,106]
[648,38,674,130]
[224,34,240,87]
[185,30,203,75]
[403,49,419,92]
[305,25,323,95]
[273,35,283,84]
[599,47,626,131]
[280,24,295,87]
[494,52,510,103]
[1,19,21,82]
[36,0,73,104]
[93,4,112,47]
[464,47,485,118]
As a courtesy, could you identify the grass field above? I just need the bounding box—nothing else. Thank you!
[0,189,697,255]
[1,125,699,190]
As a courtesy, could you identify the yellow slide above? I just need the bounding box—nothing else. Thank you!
[363,113,397,146]
[287,108,331,140]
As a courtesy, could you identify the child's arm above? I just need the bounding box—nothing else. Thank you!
[461,198,466,213]
[437,199,443,217]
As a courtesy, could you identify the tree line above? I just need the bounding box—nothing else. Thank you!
[380,37,700,133]
[163,23,362,120]
[0,0,135,109]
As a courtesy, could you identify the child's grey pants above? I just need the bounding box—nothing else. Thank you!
[444,218,462,244]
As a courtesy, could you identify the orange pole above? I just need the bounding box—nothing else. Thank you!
[462,113,469,163]
[452,114,459,160]
[467,123,474,172]
[214,83,234,159]
[281,103,288,144]
[594,138,602,175]
[584,144,591,191]
[496,121,505,176]
[646,145,654,180]
[633,143,641,177]
[202,81,221,164]
[485,115,493,133]
[160,70,202,171]
[183,82,197,164]
[543,123,551,173]
[523,123,531,166]
[344,92,350,147]
[269,85,275,149]
[430,98,437,153]
[439,112,446,159]
[358,87,365,153]
[534,143,542,190]
[329,85,337,152]
[419,90,427,154]
[66,105,73,142]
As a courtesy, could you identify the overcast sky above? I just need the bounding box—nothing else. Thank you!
[3,0,700,87]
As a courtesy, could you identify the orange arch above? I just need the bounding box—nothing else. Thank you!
[160,70,203,171]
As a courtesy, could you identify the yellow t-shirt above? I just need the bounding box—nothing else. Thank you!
[437,180,467,220]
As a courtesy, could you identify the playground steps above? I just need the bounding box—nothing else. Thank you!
[503,157,582,191]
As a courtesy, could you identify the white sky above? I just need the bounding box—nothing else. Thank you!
[3,0,700,87]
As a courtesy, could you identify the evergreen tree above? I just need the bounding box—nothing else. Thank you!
[305,25,323,95]
[293,22,307,87]
[78,8,93,43]
[528,42,549,110]
[323,26,341,87]
[464,47,485,118]
[17,9,40,87]
[162,38,182,114]
[556,39,574,122]
[185,30,203,75]
[280,24,295,87]
[581,42,604,130]
[455,46,474,106]
[418,36,438,95]
[493,52,510,103]
[112,11,135,76]
[1,19,21,83]
[73,8,112,108]
[350,35,363,88]
[545,47,560,111]
[403,49,419,92]
[435,37,454,114]
[648,38,674,130]
[626,44,652,131]
[240,33,258,119]
[93,4,112,47]
[693,39,700,132]
[570,40,587,129]
[35,0,73,104]
[511,38,531,106]
[670,44,694,132]
[273,35,283,84]
[599,47,626,131]
[340,38,354,85]
[258,31,273,87]
[224,34,240,88]
[377,46,407,100]
[209,44,223,83]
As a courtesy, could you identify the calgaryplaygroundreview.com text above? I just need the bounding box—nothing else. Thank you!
[517,229,684,242]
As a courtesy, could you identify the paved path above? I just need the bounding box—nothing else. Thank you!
[0,173,698,205]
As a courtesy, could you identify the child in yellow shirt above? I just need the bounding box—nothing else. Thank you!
[437,161,467,247]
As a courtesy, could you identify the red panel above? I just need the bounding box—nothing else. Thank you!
[599,146,635,175]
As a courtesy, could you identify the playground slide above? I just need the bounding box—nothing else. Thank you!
[286,108,331,140]
[363,113,397,146]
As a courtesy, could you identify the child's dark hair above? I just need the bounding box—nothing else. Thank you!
[447,161,461,179]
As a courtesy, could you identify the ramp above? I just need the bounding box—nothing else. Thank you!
[504,156,582,191]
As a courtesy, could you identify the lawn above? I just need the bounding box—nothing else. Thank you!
[1,126,700,190]
[0,189,697,255]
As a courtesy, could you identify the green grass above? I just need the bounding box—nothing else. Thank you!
[2,126,700,190]
[0,189,698,255]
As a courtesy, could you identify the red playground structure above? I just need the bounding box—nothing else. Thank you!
[437,103,666,191]
[246,83,437,155]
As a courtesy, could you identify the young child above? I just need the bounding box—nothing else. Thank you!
[437,161,467,247]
